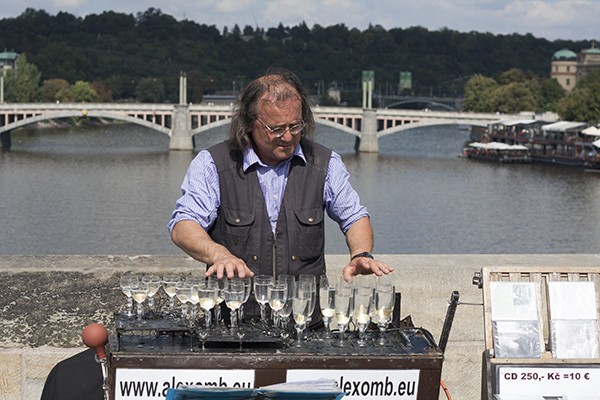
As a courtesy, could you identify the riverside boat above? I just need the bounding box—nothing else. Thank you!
[462,141,531,163]
[481,119,600,170]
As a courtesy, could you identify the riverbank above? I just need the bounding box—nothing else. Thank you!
[1,254,599,399]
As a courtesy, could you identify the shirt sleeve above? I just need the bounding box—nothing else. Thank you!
[167,150,220,233]
[324,151,369,233]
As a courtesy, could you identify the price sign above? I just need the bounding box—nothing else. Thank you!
[498,366,600,397]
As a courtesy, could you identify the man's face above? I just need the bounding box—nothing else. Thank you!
[251,94,303,166]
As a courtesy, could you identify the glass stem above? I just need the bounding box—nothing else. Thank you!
[230,309,238,331]
[147,296,155,311]
[339,325,346,346]
[126,297,133,316]
[378,325,387,345]
[295,324,305,347]
[323,317,331,338]
[259,304,267,326]
[204,309,212,329]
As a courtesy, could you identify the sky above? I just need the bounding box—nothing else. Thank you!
[1,0,599,42]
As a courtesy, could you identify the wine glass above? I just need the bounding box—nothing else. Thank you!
[162,274,181,316]
[277,274,295,337]
[298,275,317,339]
[319,274,336,339]
[141,274,161,314]
[198,280,218,329]
[207,276,225,326]
[239,277,253,322]
[292,282,312,348]
[334,280,353,347]
[131,284,149,320]
[188,282,200,324]
[119,274,139,318]
[353,283,373,347]
[222,278,245,332]
[253,274,273,328]
[374,277,395,346]
[268,280,288,336]
[176,280,192,320]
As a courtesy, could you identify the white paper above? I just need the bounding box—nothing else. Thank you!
[490,282,539,321]
[548,281,597,320]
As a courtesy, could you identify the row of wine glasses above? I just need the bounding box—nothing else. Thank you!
[252,274,319,340]
[318,274,396,347]
[119,274,162,319]
[120,272,396,347]
[119,273,251,324]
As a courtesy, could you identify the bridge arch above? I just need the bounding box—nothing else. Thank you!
[386,100,456,111]
[0,109,171,136]
[377,119,487,137]
[314,118,361,137]
[191,117,231,136]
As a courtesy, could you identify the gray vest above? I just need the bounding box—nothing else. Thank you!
[208,139,331,321]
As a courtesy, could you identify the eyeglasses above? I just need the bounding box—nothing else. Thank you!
[256,118,305,138]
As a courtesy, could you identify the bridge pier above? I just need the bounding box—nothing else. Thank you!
[356,109,378,152]
[0,131,11,150]
[170,104,193,150]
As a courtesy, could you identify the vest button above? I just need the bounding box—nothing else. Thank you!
[291,255,297,261]
[235,218,241,223]
[252,255,258,261]
[308,217,314,222]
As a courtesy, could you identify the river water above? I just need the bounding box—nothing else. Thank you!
[1,122,599,256]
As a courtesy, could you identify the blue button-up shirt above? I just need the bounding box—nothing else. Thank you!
[168,143,369,234]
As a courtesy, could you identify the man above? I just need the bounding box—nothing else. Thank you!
[168,68,392,319]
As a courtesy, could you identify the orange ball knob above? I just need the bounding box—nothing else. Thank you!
[81,323,108,359]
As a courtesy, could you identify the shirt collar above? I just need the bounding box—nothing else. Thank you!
[243,143,306,171]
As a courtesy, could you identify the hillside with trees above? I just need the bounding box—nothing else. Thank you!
[0,7,598,121]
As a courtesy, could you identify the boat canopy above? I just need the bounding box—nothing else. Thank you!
[541,121,587,132]
[468,142,529,151]
[582,126,600,137]
[502,119,538,126]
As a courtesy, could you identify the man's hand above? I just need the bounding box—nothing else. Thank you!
[342,256,394,283]
[172,220,255,279]
[205,254,255,280]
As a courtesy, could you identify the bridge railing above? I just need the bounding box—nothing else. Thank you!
[0,102,529,151]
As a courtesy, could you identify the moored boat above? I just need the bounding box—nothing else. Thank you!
[483,119,600,170]
[462,141,531,163]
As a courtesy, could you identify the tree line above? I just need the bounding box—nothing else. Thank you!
[1,7,598,122]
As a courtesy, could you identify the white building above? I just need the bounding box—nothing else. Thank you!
[551,44,600,92]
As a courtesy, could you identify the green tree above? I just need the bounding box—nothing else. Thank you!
[463,74,498,112]
[498,68,530,84]
[490,83,537,113]
[70,81,97,102]
[135,77,165,103]
[4,53,41,102]
[40,78,70,102]
[557,70,600,124]
[539,78,565,112]
[91,80,113,102]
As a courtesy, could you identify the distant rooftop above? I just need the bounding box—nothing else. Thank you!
[0,51,18,61]
[552,48,577,60]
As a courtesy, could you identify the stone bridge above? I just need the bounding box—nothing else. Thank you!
[0,103,523,152]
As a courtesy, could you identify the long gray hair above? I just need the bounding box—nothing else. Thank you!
[228,67,315,150]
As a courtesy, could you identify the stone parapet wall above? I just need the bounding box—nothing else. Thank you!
[1,254,598,400]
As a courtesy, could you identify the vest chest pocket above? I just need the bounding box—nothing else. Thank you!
[294,208,325,260]
[217,209,255,257]
[221,209,255,236]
